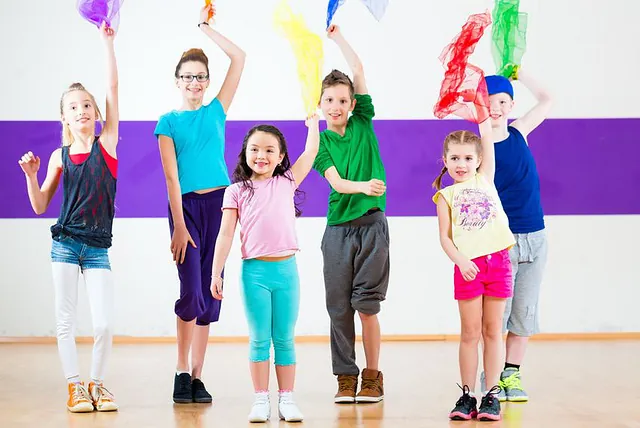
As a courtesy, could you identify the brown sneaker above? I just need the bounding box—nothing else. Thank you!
[355,369,384,403]
[334,374,358,403]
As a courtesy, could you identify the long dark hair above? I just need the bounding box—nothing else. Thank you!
[232,124,305,217]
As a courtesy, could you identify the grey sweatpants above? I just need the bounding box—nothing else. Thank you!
[321,211,390,376]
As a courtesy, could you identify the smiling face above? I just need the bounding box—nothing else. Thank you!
[61,89,98,135]
[444,143,482,183]
[488,92,514,127]
[320,84,356,129]
[245,131,285,180]
[176,60,210,104]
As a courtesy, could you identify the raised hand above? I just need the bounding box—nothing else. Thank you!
[305,113,319,129]
[99,21,116,43]
[18,151,41,177]
[327,24,341,39]
[200,3,216,25]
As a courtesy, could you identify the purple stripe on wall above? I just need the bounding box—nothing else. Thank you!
[1,118,638,219]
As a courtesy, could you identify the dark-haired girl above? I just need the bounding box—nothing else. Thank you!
[210,116,319,423]
[153,4,245,404]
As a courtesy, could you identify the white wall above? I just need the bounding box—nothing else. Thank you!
[1,0,639,337]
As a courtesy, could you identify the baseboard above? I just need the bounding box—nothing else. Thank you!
[1,332,639,344]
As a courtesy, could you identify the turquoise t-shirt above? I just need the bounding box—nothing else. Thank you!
[154,98,230,194]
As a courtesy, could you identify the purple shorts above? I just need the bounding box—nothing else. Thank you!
[169,189,225,325]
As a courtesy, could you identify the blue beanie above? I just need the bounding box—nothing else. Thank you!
[485,75,514,99]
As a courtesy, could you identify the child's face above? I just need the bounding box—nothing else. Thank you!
[444,143,481,183]
[488,93,514,127]
[245,131,284,180]
[319,84,355,128]
[61,90,97,135]
[176,61,210,103]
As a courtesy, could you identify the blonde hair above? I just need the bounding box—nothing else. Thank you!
[59,83,103,147]
[431,130,482,190]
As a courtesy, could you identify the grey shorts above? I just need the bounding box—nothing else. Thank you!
[503,229,548,337]
[321,211,390,315]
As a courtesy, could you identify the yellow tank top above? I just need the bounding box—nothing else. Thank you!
[433,173,515,260]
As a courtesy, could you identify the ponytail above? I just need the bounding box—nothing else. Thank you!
[432,166,448,190]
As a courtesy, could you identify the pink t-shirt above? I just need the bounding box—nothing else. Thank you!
[222,171,299,260]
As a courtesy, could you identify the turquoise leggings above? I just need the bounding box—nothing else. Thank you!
[241,256,300,365]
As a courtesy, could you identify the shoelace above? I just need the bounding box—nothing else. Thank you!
[279,393,296,405]
[454,384,473,406]
[501,372,523,391]
[481,385,501,407]
[73,384,92,402]
[94,385,115,401]
[360,377,380,392]
[338,377,357,391]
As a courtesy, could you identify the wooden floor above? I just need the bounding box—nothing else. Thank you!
[1,341,639,428]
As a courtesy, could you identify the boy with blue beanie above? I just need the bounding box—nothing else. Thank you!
[480,68,553,402]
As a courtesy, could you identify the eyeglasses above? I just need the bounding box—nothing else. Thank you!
[179,74,209,83]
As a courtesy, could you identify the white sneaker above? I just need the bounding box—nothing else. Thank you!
[278,391,304,422]
[248,392,270,423]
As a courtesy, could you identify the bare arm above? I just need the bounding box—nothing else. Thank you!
[328,25,367,94]
[477,118,496,181]
[212,208,238,279]
[436,196,480,281]
[199,6,246,113]
[99,22,119,156]
[158,136,185,229]
[20,149,63,215]
[511,68,553,139]
[324,167,364,194]
[290,115,320,186]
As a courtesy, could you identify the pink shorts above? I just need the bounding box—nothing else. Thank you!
[454,249,513,300]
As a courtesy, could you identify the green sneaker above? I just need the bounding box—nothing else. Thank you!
[480,371,506,402]
[500,368,528,402]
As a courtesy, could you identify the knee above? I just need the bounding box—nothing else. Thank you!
[273,337,296,366]
[357,312,377,324]
[482,321,503,342]
[460,325,482,345]
[93,322,113,341]
[56,318,75,339]
[176,291,203,322]
[249,338,271,363]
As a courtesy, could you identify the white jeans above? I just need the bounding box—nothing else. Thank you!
[52,263,114,382]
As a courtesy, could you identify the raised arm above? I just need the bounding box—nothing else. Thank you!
[327,25,367,94]
[158,135,196,264]
[477,118,496,181]
[211,208,239,300]
[436,196,479,281]
[18,149,63,215]
[290,114,320,186]
[511,68,553,139]
[199,5,246,114]
[99,21,119,156]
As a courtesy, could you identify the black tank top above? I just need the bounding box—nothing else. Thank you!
[51,138,117,248]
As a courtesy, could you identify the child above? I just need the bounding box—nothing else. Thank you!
[210,116,320,423]
[478,70,553,402]
[312,24,389,403]
[154,4,245,404]
[17,22,119,413]
[432,118,515,421]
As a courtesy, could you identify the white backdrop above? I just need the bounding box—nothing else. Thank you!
[0,0,638,337]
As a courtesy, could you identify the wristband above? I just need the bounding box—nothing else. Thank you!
[198,22,209,28]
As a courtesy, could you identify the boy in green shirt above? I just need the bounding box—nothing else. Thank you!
[312,24,389,404]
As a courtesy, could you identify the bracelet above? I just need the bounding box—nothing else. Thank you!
[198,22,209,28]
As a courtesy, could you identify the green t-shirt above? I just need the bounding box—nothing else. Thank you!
[312,94,387,225]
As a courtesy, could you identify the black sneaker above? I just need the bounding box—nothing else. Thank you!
[173,373,193,403]
[192,378,212,403]
[477,385,502,421]
[449,384,477,420]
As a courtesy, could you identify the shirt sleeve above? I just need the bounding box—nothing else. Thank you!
[222,185,239,210]
[351,94,375,121]
[154,113,173,139]
[312,138,334,176]
[284,170,298,190]
[206,97,227,120]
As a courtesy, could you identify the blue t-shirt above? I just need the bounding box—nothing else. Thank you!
[154,98,230,194]
[494,126,545,234]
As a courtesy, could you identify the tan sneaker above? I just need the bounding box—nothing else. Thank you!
[89,382,119,412]
[67,382,94,413]
[355,369,384,403]
[334,374,358,403]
